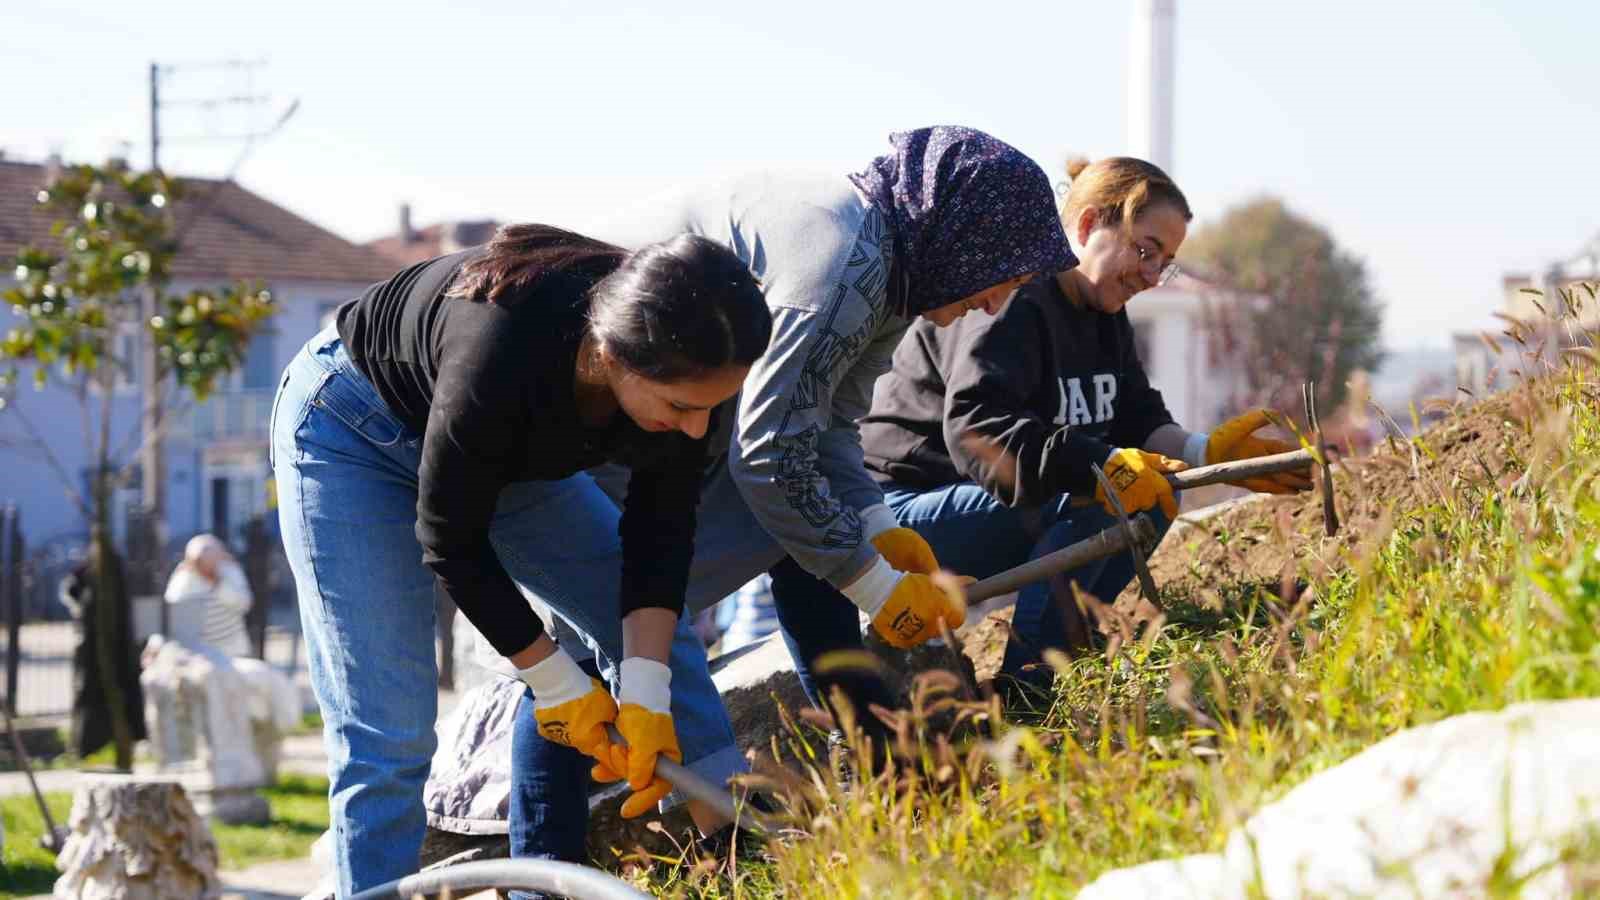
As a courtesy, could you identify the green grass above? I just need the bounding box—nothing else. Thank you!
[292,710,324,737]
[211,774,331,870]
[0,774,328,896]
[0,789,73,896]
[633,354,1600,897]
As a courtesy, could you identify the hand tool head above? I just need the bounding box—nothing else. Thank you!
[1090,462,1161,604]
[1303,381,1341,537]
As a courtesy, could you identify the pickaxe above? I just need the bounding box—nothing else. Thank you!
[971,443,1340,607]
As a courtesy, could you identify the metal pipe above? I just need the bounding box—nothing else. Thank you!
[349,859,649,900]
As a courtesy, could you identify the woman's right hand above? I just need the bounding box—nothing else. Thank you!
[589,657,681,819]
[519,646,620,765]
[1096,448,1186,519]
[843,556,967,649]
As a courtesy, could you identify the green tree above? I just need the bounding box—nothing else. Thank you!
[1184,196,1385,413]
[1,160,276,769]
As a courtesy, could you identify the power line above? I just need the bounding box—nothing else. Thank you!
[138,59,300,600]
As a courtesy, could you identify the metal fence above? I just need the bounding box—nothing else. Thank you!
[1,506,80,718]
[0,504,307,721]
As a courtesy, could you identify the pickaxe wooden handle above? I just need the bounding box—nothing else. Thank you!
[1164,447,1317,492]
[964,512,1159,603]
[978,447,1337,605]
[1069,447,1334,513]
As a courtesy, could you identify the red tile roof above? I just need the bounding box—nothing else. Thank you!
[0,159,394,285]
[367,219,500,267]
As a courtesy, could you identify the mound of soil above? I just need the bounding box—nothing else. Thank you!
[947,381,1550,675]
[1137,382,1543,608]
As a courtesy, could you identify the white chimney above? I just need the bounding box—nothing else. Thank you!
[1128,0,1176,173]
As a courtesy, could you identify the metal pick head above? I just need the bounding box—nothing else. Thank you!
[1090,463,1161,605]
[1303,381,1341,537]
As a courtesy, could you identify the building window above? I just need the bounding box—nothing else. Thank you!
[241,328,279,391]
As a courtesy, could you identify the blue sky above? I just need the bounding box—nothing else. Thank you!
[5,1,1596,350]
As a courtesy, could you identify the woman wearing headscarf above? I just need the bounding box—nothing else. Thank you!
[504,127,1073,874]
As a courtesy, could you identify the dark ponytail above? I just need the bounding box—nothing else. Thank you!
[446,224,626,304]
[588,233,771,383]
[448,225,771,383]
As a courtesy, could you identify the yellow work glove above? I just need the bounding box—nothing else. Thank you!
[1203,409,1311,494]
[871,528,939,575]
[871,573,967,648]
[841,555,967,649]
[1096,448,1186,520]
[519,647,620,767]
[588,658,682,819]
[862,503,939,574]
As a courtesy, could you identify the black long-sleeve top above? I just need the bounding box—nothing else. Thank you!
[335,250,707,657]
[860,273,1175,507]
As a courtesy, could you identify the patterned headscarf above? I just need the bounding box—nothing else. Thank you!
[849,126,1076,317]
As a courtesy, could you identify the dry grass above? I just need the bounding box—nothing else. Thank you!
[631,289,1600,898]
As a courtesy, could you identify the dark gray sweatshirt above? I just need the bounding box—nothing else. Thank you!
[860,273,1175,506]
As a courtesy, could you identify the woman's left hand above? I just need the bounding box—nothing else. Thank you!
[590,657,682,819]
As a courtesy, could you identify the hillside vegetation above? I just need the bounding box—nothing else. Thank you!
[637,332,1600,898]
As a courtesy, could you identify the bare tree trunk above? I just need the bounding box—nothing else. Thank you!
[91,521,134,771]
[93,375,134,771]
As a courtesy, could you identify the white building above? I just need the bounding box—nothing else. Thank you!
[1126,272,1249,430]
[1455,233,1600,399]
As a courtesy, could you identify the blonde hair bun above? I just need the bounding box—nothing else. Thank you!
[1059,157,1191,233]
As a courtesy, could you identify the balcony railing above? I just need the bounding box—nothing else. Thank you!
[172,389,277,443]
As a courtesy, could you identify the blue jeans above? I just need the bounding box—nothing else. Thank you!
[502,459,788,874]
[508,682,594,900]
[770,555,900,735]
[271,326,745,894]
[772,481,1172,708]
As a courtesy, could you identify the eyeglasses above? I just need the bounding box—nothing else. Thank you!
[1133,240,1181,287]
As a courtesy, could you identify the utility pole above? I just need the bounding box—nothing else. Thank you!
[149,62,161,170]
[139,59,287,601]
[140,63,163,536]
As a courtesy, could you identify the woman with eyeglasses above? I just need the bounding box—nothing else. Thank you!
[812,156,1310,701]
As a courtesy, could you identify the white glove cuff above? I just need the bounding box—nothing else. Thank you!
[618,657,672,714]
[517,646,592,707]
[1182,431,1210,468]
[839,556,903,619]
[860,503,899,541]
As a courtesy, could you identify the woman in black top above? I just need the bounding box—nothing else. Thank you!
[269,226,770,894]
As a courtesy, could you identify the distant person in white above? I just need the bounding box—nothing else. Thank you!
[163,534,253,659]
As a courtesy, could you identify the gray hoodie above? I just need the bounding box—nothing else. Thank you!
[592,172,907,587]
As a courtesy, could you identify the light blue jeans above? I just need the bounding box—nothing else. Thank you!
[270,326,746,894]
